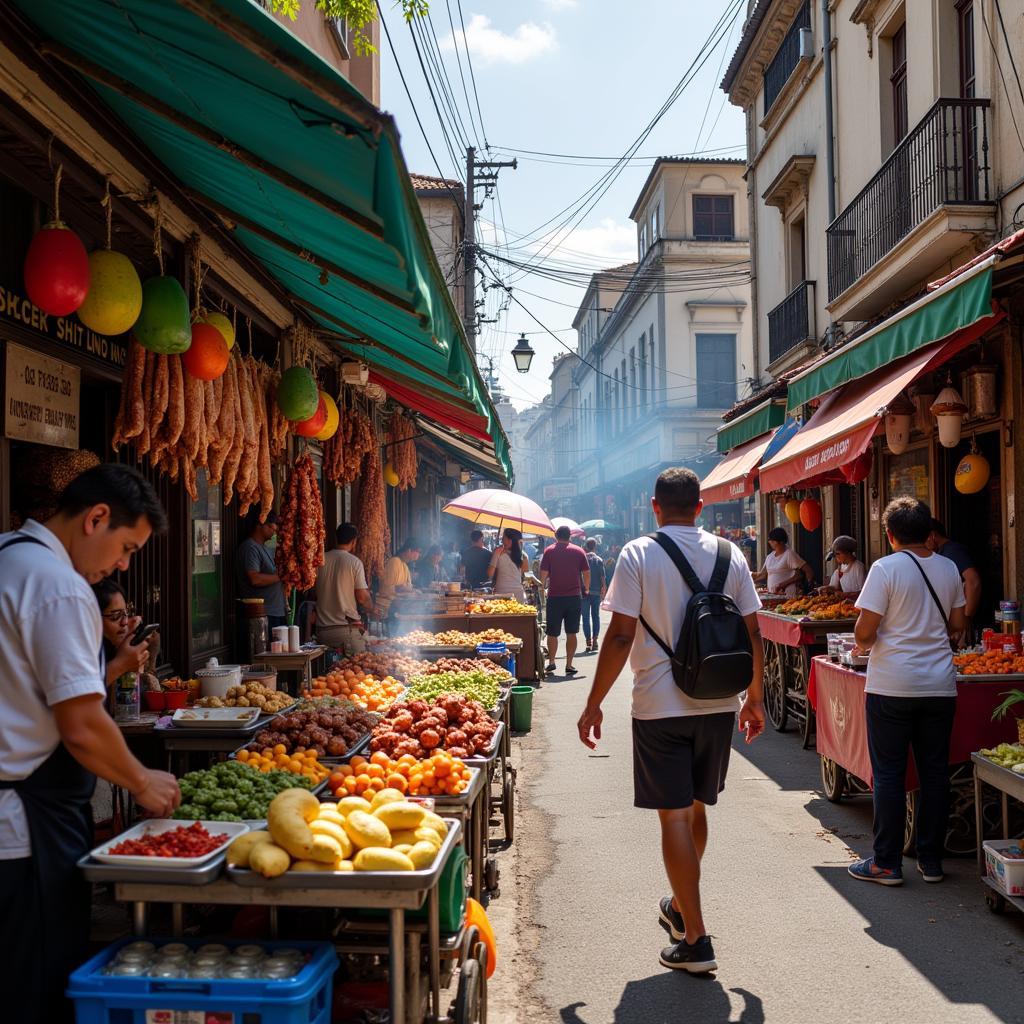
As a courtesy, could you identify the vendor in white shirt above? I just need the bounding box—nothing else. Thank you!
[0,464,180,1024]
[820,535,867,596]
[753,527,813,596]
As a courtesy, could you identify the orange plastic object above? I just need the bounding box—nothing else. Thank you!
[465,897,497,978]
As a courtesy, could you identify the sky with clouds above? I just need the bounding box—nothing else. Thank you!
[378,0,747,410]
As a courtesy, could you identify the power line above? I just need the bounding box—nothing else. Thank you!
[442,0,482,148]
[405,11,464,173]
[487,144,745,164]
[419,12,474,152]
[981,1,1024,158]
[455,0,490,147]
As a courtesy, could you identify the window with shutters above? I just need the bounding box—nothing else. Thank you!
[695,334,736,408]
[693,195,735,240]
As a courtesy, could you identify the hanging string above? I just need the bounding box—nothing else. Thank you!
[246,316,253,356]
[152,200,165,276]
[101,176,113,249]
[52,164,63,223]
[189,235,206,314]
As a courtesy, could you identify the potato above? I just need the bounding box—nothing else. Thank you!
[420,811,449,838]
[318,802,339,814]
[249,842,291,878]
[308,834,344,864]
[388,829,420,848]
[393,843,414,855]
[374,802,426,831]
[336,796,373,817]
[289,859,338,872]
[343,810,392,850]
[413,827,442,850]
[407,841,437,869]
[226,830,273,868]
[317,810,347,829]
[370,788,406,811]
[310,820,353,858]
[267,788,321,859]
[354,847,415,872]
[335,859,354,872]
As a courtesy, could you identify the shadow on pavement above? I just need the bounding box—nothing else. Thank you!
[728,728,823,792]
[815,864,1024,1021]
[559,980,765,1024]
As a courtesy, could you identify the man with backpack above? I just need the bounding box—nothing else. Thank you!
[577,467,764,974]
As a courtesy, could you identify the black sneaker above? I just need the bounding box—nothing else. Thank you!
[917,860,944,883]
[564,665,578,675]
[659,936,717,973]
[658,896,685,941]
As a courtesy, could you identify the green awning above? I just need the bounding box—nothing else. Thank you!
[716,400,786,454]
[787,263,995,412]
[416,418,510,485]
[19,0,511,480]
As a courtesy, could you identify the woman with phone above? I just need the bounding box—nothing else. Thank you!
[91,579,158,687]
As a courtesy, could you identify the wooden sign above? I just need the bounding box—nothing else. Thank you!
[5,341,80,449]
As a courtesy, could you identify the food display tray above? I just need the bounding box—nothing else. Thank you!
[77,850,227,885]
[171,707,261,728]
[956,673,1024,682]
[226,818,461,890]
[155,715,272,739]
[232,730,372,764]
[88,819,249,868]
[462,721,504,766]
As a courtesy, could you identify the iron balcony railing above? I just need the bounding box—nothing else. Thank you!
[763,1,810,114]
[768,280,815,364]
[826,98,992,301]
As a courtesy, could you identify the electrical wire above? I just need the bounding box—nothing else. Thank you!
[456,0,490,147]
[405,11,464,173]
[418,12,474,153]
[981,2,1024,158]
[487,144,745,165]
[442,0,482,149]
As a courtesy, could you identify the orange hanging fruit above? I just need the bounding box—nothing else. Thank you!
[182,321,230,380]
[313,392,339,441]
[294,395,328,437]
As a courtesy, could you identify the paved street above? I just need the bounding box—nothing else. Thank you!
[488,613,1024,1024]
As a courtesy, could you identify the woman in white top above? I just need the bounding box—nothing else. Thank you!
[752,527,812,596]
[821,535,867,596]
[488,527,528,601]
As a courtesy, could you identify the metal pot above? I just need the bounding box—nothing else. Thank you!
[242,664,278,692]
[196,664,242,698]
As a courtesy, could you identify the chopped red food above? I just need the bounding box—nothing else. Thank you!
[108,822,228,858]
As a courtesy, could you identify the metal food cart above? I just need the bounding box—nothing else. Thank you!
[972,752,1024,916]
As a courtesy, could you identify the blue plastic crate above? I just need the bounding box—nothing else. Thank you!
[476,643,514,676]
[68,938,337,1024]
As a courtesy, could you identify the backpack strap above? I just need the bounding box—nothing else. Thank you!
[901,551,949,628]
[647,532,707,595]
[707,537,732,594]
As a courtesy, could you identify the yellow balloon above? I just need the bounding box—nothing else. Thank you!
[200,310,235,350]
[313,391,339,441]
[384,462,400,487]
[954,452,990,494]
[77,249,142,335]
[784,499,801,524]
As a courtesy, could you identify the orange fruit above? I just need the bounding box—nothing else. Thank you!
[182,322,230,380]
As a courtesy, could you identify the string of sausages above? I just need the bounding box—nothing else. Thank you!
[275,453,325,593]
[388,413,418,491]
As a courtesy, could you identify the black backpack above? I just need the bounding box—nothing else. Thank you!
[638,533,754,701]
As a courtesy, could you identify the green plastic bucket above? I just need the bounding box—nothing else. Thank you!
[510,685,534,732]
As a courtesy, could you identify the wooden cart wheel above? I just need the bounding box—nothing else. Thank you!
[763,640,788,732]
[474,941,489,1024]
[904,791,919,857]
[455,957,483,1024]
[502,775,515,844]
[820,756,847,802]
[986,889,1007,915]
[460,925,481,968]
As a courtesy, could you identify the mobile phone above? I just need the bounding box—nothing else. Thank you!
[131,622,160,645]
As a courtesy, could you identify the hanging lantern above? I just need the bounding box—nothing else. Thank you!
[182,321,230,380]
[293,394,328,437]
[930,376,968,448]
[955,438,991,494]
[76,249,142,335]
[884,392,915,455]
[199,310,235,351]
[962,364,998,420]
[799,497,822,532]
[909,381,935,435]
[313,392,339,441]
[784,499,801,524]
[134,276,192,353]
[277,366,319,421]
[384,462,400,487]
[24,222,90,316]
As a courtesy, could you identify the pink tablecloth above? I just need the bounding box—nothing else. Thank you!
[757,610,819,647]
[809,655,1019,788]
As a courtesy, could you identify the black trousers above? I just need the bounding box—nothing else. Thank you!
[865,693,956,869]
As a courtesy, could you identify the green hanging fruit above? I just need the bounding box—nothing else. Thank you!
[77,250,142,336]
[134,276,191,354]
[278,366,319,421]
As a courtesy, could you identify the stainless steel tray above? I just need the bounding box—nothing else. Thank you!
[155,714,271,740]
[463,721,503,767]
[78,850,226,885]
[956,672,1024,682]
[226,818,461,889]
[233,729,372,764]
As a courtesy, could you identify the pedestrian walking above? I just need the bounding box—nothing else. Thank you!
[577,467,764,973]
[540,525,590,675]
[488,527,528,601]
[849,497,966,886]
[314,523,373,655]
[0,464,180,1023]
[582,538,606,652]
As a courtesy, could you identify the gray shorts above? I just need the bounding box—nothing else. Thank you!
[317,623,366,655]
[631,713,735,809]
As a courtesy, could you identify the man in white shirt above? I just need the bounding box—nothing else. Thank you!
[822,535,866,596]
[849,497,966,887]
[315,522,372,654]
[0,464,180,1023]
[577,468,764,975]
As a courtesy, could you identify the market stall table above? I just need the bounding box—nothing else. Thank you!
[252,645,328,694]
[108,820,462,1024]
[757,609,857,748]
[972,752,1024,915]
[810,656,1019,853]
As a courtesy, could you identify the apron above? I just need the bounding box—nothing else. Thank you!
[0,533,99,1023]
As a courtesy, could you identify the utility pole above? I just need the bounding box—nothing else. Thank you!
[463,146,516,356]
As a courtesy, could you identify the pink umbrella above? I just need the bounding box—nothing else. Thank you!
[551,516,585,538]
[442,489,555,537]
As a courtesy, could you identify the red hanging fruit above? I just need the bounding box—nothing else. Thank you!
[24,222,90,315]
[799,497,822,532]
[182,322,230,380]
[293,395,328,437]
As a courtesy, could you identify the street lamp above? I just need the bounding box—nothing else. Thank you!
[511,333,535,373]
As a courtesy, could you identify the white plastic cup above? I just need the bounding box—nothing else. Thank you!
[272,626,289,645]
[288,625,300,653]
[271,641,284,653]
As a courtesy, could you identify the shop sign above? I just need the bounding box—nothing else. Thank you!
[543,481,577,500]
[5,341,80,449]
[0,283,128,369]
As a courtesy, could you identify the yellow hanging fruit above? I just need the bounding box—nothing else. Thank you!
[200,310,235,350]
[784,499,801,524]
[314,392,339,441]
[76,249,142,335]
[954,452,990,494]
[384,462,400,487]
